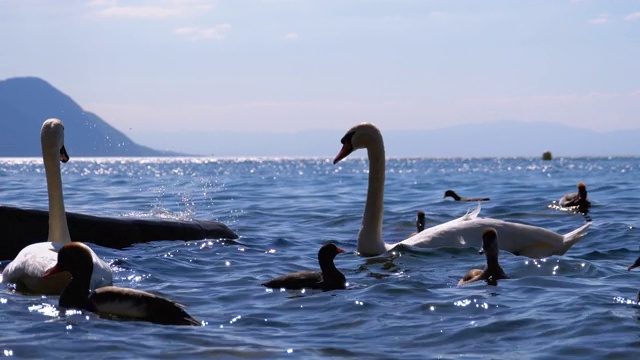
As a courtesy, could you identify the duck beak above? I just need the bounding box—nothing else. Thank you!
[629,257,640,271]
[333,143,353,164]
[60,146,69,163]
[42,264,62,278]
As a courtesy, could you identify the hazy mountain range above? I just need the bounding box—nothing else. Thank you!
[137,121,640,158]
[0,77,178,157]
[1,76,639,157]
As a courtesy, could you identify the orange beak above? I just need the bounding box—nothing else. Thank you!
[42,264,62,279]
[333,143,353,164]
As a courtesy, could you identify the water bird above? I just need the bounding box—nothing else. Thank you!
[333,122,591,258]
[559,182,591,208]
[261,243,346,291]
[458,228,509,286]
[408,211,426,237]
[416,210,426,233]
[43,242,200,326]
[627,256,640,301]
[444,190,490,202]
[2,119,112,294]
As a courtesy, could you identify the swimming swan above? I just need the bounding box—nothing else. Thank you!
[332,122,591,258]
[2,119,112,294]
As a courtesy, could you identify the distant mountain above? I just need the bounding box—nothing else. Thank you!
[134,121,640,158]
[0,77,179,156]
[3,76,638,158]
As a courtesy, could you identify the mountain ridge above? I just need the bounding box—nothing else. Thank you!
[132,121,640,157]
[1,76,638,157]
[0,77,179,156]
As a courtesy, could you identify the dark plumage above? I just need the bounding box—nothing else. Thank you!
[444,190,490,202]
[627,256,640,301]
[416,210,426,233]
[458,228,509,286]
[262,243,346,291]
[559,182,591,208]
[43,242,200,326]
[408,210,426,237]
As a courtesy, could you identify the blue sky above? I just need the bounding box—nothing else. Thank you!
[1,0,639,145]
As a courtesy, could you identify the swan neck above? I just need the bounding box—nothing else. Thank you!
[43,152,71,243]
[357,140,386,255]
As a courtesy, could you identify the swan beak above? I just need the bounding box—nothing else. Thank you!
[42,264,62,279]
[333,143,353,164]
[60,146,69,163]
[337,247,345,254]
[478,247,485,255]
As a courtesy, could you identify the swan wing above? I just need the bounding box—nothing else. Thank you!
[2,242,112,294]
[1,242,69,294]
[89,247,113,289]
[394,218,590,258]
[461,202,481,220]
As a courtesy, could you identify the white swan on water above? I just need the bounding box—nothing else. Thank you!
[2,118,113,294]
[332,122,590,259]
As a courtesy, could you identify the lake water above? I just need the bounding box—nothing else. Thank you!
[0,156,639,359]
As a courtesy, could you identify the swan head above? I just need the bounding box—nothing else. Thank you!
[478,228,499,256]
[42,242,93,279]
[333,122,382,164]
[41,118,69,163]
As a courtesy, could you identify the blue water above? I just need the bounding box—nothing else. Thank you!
[0,156,639,359]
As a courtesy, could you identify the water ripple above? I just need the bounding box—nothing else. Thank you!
[1,157,640,358]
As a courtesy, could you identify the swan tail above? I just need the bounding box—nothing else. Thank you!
[560,222,591,255]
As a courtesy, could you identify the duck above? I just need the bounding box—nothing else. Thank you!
[332,122,591,259]
[458,228,509,286]
[416,210,426,233]
[628,256,640,272]
[444,190,490,202]
[627,256,640,301]
[2,119,112,294]
[408,210,426,237]
[559,182,591,208]
[262,243,346,291]
[42,242,200,326]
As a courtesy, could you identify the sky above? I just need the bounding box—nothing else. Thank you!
[1,0,639,151]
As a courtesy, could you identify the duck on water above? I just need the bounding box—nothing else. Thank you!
[262,243,346,291]
[458,228,509,286]
[444,190,490,202]
[43,242,200,326]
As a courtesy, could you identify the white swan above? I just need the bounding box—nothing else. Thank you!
[2,118,113,294]
[332,122,591,258]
